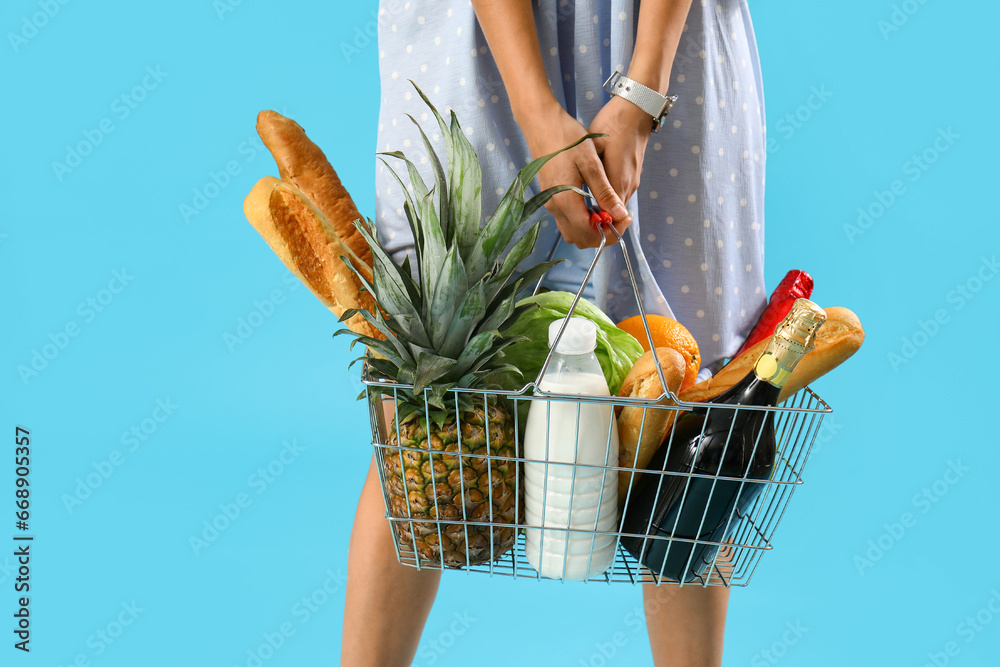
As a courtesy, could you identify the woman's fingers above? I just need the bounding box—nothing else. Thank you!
[583,204,631,247]
[539,147,611,249]
[521,107,630,249]
[548,190,597,248]
[585,95,651,244]
[580,158,631,225]
[552,147,632,249]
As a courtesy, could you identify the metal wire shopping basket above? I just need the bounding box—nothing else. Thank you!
[362,225,831,587]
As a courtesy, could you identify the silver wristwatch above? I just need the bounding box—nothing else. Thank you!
[603,71,678,132]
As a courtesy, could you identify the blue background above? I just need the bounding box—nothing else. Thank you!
[3,1,999,665]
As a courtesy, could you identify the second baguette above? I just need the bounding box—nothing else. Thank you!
[679,306,864,404]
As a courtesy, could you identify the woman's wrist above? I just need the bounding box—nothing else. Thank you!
[511,92,563,129]
[607,94,656,137]
[471,0,566,153]
[626,47,673,95]
[626,0,693,95]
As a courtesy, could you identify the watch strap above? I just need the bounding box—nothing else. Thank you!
[603,71,677,131]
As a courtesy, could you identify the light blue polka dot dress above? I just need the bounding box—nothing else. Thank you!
[375,0,767,374]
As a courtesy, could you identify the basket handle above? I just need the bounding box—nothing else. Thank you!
[532,222,674,403]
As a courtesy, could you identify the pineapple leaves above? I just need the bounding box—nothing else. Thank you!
[393,401,426,427]
[341,263,420,349]
[412,351,458,396]
[340,237,420,336]
[452,329,499,378]
[486,223,562,312]
[400,253,413,281]
[494,259,564,308]
[474,364,525,389]
[476,287,518,335]
[466,132,605,281]
[366,356,405,382]
[465,187,521,283]
[377,152,430,204]
[439,281,486,358]
[517,131,606,191]
[410,82,471,244]
[460,333,525,377]
[425,243,468,349]
[495,219,541,287]
[352,221,431,348]
[408,115,451,239]
[416,189,451,317]
[335,306,414,369]
[339,84,602,405]
[445,112,483,257]
[333,340,399,376]
[521,184,589,222]
[498,302,539,334]
[377,151,429,261]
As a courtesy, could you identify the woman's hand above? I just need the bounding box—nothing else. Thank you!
[519,102,632,249]
[470,0,690,249]
[470,0,627,248]
[589,95,655,223]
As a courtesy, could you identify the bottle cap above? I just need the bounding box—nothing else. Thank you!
[548,317,598,355]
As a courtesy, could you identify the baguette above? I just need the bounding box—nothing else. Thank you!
[679,306,864,404]
[243,176,381,340]
[256,110,373,270]
[617,347,686,501]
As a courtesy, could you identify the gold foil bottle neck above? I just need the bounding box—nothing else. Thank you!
[774,298,826,353]
[754,299,827,387]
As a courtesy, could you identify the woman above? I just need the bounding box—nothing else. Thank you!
[344,1,767,664]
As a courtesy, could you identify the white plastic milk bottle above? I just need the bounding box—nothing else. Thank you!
[523,317,619,580]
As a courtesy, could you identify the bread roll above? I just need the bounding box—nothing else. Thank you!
[617,347,686,501]
[679,306,864,404]
[243,176,381,340]
[256,110,373,270]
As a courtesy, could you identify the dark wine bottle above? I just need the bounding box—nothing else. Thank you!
[620,299,826,583]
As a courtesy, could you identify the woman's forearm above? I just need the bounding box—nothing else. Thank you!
[470,0,562,127]
[628,0,695,93]
[472,0,644,240]
[473,0,693,112]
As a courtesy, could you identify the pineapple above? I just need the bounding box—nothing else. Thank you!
[381,399,518,566]
[339,83,594,567]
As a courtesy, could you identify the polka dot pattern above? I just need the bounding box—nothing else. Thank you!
[373,0,766,372]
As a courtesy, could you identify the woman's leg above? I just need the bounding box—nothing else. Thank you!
[643,583,730,667]
[341,454,441,666]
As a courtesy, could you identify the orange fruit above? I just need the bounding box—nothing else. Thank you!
[617,315,701,390]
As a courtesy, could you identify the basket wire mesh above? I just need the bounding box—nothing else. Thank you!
[363,225,831,587]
